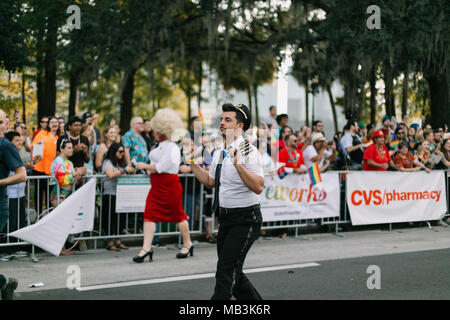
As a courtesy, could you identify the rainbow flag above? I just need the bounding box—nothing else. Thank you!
[277,166,288,180]
[421,153,427,164]
[390,139,399,150]
[308,164,322,185]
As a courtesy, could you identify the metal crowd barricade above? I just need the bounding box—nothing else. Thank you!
[71,174,205,249]
[0,175,60,262]
[209,170,450,236]
[1,170,450,260]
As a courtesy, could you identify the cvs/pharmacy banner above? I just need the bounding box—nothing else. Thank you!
[260,172,340,222]
[346,171,447,226]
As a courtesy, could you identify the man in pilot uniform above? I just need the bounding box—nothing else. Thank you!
[189,103,264,300]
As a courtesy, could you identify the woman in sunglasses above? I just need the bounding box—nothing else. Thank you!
[50,139,87,255]
[101,142,135,251]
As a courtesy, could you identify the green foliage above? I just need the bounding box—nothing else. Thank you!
[1,0,448,129]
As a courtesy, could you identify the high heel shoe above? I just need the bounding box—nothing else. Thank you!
[176,246,194,259]
[133,249,153,263]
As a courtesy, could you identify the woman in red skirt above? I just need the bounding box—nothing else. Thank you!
[133,108,193,262]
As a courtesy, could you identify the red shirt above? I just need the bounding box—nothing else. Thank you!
[278,147,305,169]
[363,144,391,171]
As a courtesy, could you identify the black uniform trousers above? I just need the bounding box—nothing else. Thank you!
[211,204,263,300]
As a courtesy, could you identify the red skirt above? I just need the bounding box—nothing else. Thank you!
[143,173,189,223]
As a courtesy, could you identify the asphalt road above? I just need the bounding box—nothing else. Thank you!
[3,225,450,306]
[14,248,450,300]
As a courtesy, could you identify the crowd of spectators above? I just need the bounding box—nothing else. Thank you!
[259,107,450,174]
[1,106,450,258]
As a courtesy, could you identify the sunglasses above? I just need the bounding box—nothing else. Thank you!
[118,150,124,154]
[41,120,48,123]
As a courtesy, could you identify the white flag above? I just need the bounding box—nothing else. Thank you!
[9,178,97,256]
[69,178,96,234]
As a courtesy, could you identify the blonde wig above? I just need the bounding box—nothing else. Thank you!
[150,108,186,141]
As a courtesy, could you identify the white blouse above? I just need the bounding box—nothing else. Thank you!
[148,140,181,174]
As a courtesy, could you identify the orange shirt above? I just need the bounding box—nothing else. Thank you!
[32,130,58,175]
[393,152,415,169]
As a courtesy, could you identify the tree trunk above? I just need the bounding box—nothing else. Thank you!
[187,94,192,123]
[21,72,26,123]
[383,60,395,117]
[369,64,377,124]
[253,84,260,127]
[304,78,309,126]
[43,15,58,117]
[326,84,338,133]
[425,72,449,129]
[120,68,137,133]
[247,86,253,127]
[148,59,156,115]
[68,69,79,119]
[401,70,409,118]
[344,83,357,120]
[197,60,202,111]
[356,85,365,121]
[36,26,45,122]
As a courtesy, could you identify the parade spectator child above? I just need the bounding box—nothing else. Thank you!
[50,139,87,255]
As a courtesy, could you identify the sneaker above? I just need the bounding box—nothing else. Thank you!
[1,278,18,300]
[0,254,13,262]
[12,251,28,258]
[437,220,449,227]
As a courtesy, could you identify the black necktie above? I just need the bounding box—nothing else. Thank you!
[212,150,224,216]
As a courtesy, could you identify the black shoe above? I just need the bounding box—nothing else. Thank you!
[1,278,18,300]
[132,249,153,263]
[176,246,194,259]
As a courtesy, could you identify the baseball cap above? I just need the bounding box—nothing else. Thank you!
[82,112,93,122]
[373,129,385,138]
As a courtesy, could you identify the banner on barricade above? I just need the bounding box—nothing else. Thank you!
[260,172,340,222]
[9,178,96,256]
[346,171,447,226]
[116,176,151,213]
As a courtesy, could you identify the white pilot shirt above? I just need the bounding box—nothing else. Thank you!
[208,135,264,208]
[148,140,180,174]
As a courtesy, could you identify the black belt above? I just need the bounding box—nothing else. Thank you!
[219,204,260,215]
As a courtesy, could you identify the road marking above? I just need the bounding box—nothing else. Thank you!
[76,262,320,292]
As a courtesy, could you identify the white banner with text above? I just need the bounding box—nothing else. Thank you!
[346,171,447,226]
[260,172,340,222]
